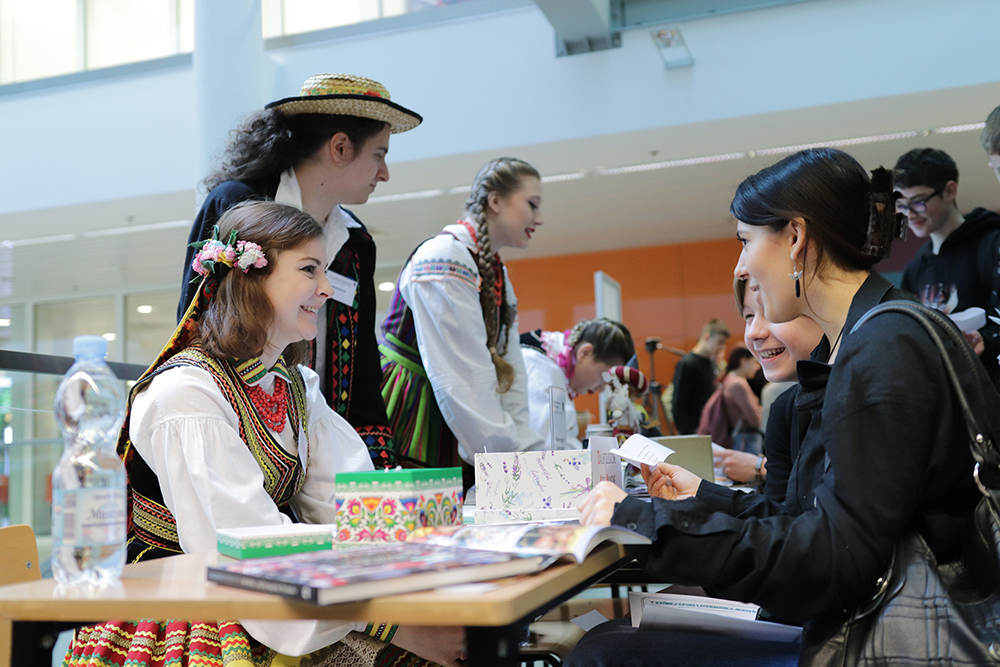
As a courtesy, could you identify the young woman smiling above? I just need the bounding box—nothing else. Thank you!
[569,147,1000,667]
[67,202,464,667]
[178,73,423,468]
[379,158,546,481]
[714,279,824,487]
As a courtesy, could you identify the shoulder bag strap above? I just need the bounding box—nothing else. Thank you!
[851,301,1000,487]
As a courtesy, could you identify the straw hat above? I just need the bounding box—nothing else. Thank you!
[266,73,422,134]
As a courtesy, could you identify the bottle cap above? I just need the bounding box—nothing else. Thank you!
[72,335,108,360]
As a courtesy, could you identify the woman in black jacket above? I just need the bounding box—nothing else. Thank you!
[570,147,1000,666]
[179,73,422,467]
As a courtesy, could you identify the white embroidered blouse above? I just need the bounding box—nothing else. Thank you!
[398,223,545,463]
[129,362,374,655]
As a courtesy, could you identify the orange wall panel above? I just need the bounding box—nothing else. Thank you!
[506,238,743,425]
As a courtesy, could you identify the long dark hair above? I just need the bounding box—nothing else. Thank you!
[193,201,324,366]
[730,147,897,274]
[203,110,388,193]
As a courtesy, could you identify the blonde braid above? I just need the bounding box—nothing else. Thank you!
[465,158,539,393]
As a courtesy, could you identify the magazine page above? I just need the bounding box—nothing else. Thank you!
[629,591,801,642]
[408,520,649,562]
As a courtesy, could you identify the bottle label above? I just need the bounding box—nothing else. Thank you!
[53,488,126,547]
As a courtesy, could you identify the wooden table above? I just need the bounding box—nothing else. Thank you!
[0,544,631,667]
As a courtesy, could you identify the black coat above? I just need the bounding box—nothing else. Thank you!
[178,180,396,466]
[613,273,995,626]
[901,207,1000,387]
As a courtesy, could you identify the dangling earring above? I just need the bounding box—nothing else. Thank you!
[789,266,802,298]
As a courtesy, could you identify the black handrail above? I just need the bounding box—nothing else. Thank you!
[0,349,147,381]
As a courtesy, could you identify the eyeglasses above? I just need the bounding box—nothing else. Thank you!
[896,187,943,215]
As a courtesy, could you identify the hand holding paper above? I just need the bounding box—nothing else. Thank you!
[609,434,676,467]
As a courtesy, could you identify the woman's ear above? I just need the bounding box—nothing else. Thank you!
[327,132,354,164]
[787,217,808,266]
[487,191,502,215]
[575,342,594,361]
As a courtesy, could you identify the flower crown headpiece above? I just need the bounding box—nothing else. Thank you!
[189,225,267,281]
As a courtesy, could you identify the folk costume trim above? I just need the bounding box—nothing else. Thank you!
[321,234,398,468]
[123,348,309,559]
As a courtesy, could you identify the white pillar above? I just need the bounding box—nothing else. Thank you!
[193,0,265,204]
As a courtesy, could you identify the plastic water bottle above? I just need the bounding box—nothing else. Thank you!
[51,335,127,586]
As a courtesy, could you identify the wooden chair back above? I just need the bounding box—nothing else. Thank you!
[0,524,41,586]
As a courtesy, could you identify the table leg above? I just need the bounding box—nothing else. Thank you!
[466,624,525,667]
[0,619,10,667]
[8,621,76,667]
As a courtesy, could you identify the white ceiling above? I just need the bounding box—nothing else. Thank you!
[2,80,998,306]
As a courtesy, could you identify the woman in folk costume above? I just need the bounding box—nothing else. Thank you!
[178,73,422,468]
[65,202,464,667]
[380,158,546,482]
[520,319,635,448]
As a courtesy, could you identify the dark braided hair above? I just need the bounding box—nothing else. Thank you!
[565,318,635,366]
[465,157,541,393]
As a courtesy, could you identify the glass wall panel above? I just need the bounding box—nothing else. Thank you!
[279,0,380,35]
[125,290,177,367]
[178,0,193,53]
[381,0,407,18]
[9,0,79,83]
[85,0,176,70]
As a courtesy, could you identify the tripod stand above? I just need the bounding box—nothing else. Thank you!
[642,337,684,435]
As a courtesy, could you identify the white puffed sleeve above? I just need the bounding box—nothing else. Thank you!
[129,365,368,655]
[521,346,582,450]
[399,234,545,463]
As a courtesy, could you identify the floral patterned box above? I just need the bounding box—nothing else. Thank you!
[474,443,621,522]
[334,467,463,545]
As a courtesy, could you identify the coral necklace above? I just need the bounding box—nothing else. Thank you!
[247,378,288,432]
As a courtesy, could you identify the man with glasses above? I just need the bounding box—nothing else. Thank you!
[895,147,1000,387]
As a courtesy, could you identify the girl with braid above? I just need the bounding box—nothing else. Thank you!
[380,158,546,481]
[521,319,635,449]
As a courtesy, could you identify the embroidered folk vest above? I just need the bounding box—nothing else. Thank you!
[118,348,309,563]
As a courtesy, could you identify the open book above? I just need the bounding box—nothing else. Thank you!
[629,591,801,642]
[407,520,651,563]
[207,521,648,606]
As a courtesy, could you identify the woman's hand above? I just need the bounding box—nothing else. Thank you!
[640,462,702,501]
[392,625,466,666]
[713,450,764,484]
[577,481,628,526]
[965,330,986,356]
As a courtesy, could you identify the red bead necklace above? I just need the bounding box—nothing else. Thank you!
[246,378,288,432]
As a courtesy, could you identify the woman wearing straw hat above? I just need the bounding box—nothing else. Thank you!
[178,73,421,468]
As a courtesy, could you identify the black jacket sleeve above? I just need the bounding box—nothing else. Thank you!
[177,181,260,322]
[762,386,796,505]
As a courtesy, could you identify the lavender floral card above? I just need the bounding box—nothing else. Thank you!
[474,442,621,518]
